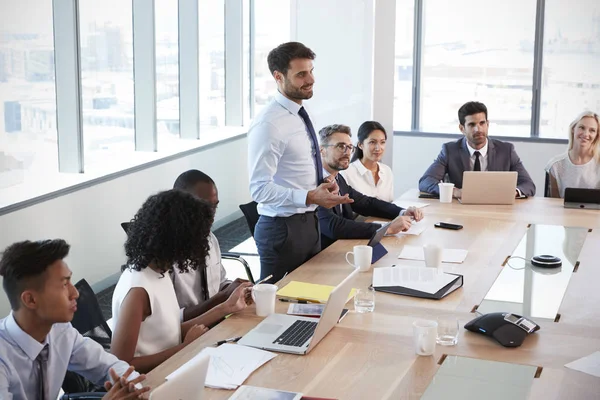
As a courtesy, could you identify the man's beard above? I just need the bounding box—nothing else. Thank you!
[282,79,313,100]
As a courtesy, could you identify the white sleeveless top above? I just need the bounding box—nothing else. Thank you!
[545,152,600,198]
[112,267,181,357]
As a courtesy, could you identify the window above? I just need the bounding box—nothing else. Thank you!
[0,0,57,207]
[253,0,291,116]
[199,0,225,130]
[419,0,537,136]
[79,0,135,171]
[155,0,180,147]
[393,0,414,131]
[539,0,600,139]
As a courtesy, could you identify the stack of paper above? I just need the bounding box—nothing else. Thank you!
[373,266,456,294]
[277,281,357,304]
[229,385,303,400]
[398,245,468,263]
[393,200,431,209]
[166,343,276,390]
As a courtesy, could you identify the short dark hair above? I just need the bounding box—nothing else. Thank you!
[352,121,387,162]
[0,239,70,311]
[318,124,352,145]
[458,101,488,126]
[173,169,215,192]
[124,190,213,274]
[267,42,316,76]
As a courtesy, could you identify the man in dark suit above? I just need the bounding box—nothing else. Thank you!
[316,124,424,250]
[418,101,536,198]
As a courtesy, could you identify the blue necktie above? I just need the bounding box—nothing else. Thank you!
[298,107,324,185]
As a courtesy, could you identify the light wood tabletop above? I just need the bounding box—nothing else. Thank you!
[143,190,600,399]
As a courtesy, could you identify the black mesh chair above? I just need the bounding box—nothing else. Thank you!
[239,201,259,237]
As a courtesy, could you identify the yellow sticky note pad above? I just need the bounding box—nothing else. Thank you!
[276,281,357,304]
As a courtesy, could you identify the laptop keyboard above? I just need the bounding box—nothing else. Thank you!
[273,320,318,347]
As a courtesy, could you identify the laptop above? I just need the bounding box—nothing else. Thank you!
[459,171,518,205]
[564,188,600,209]
[149,353,210,400]
[238,269,359,355]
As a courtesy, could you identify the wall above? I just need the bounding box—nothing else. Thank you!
[392,134,565,196]
[0,137,251,316]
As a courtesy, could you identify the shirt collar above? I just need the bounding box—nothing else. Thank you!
[354,160,384,176]
[275,91,302,116]
[466,139,488,158]
[6,312,49,361]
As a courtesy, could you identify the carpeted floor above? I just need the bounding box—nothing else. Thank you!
[95,217,252,320]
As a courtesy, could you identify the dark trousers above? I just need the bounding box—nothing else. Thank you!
[254,212,321,282]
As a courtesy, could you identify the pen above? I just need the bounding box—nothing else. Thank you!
[254,274,273,286]
[215,336,242,346]
[279,298,309,304]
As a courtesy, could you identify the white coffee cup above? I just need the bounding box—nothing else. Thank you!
[345,245,373,272]
[252,284,278,317]
[423,244,443,269]
[413,319,438,356]
[438,182,454,203]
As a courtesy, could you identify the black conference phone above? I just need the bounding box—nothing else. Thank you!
[464,312,540,347]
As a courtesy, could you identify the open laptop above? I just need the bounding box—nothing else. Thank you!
[564,188,600,209]
[459,171,518,205]
[149,353,210,400]
[238,269,359,355]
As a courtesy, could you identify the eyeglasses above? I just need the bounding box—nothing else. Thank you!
[323,143,355,153]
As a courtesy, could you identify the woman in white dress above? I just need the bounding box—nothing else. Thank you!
[111,190,252,373]
[341,121,394,201]
[545,111,600,198]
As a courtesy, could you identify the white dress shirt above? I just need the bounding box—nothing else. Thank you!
[248,91,320,217]
[466,140,489,172]
[340,160,395,202]
[0,313,133,400]
[171,232,230,321]
[112,267,181,357]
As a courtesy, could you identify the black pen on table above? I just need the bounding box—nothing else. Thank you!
[279,298,309,304]
[215,336,242,346]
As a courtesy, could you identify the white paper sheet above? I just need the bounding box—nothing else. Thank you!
[393,200,431,209]
[372,266,456,294]
[398,245,468,263]
[565,351,600,378]
[166,343,276,390]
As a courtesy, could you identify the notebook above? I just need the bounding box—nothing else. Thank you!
[277,281,357,304]
[287,303,349,322]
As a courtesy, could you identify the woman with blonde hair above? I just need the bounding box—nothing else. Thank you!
[545,111,600,198]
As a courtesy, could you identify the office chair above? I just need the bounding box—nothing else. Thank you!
[239,201,259,237]
[544,171,551,198]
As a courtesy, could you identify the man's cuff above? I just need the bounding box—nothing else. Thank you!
[516,188,525,198]
[179,308,184,323]
[399,209,407,216]
[295,189,310,206]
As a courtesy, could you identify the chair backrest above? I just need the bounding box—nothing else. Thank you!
[121,222,130,234]
[71,279,112,350]
[544,171,551,198]
[239,201,259,237]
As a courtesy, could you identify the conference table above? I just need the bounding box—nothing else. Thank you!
[144,190,600,399]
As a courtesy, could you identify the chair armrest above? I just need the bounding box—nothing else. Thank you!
[222,252,255,283]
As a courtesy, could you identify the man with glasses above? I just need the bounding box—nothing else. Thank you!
[317,124,424,249]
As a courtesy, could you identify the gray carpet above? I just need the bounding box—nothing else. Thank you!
[96,217,251,321]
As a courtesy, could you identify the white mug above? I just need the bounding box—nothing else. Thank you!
[345,245,373,272]
[413,319,438,356]
[438,182,455,203]
[423,244,442,269]
[252,284,278,317]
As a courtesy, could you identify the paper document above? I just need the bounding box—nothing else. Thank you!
[398,245,468,263]
[166,343,276,390]
[565,351,600,378]
[372,266,457,294]
[393,200,431,209]
[229,385,303,400]
[277,281,357,303]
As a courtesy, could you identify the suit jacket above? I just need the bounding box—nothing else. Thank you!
[418,137,536,196]
[317,173,403,250]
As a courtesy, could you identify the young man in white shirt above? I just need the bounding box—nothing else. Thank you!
[0,239,148,400]
[172,169,249,322]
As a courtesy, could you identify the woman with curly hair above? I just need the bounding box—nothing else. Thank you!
[110,190,252,373]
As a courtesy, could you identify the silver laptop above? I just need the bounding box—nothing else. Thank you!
[459,171,518,205]
[149,353,210,400]
[238,269,359,355]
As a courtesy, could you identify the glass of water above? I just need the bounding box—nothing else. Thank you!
[436,316,459,346]
[354,287,375,313]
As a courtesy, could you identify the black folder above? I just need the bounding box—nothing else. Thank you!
[374,273,463,300]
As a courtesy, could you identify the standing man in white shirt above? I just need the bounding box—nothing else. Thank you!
[172,169,249,322]
[0,239,148,399]
[248,42,353,282]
